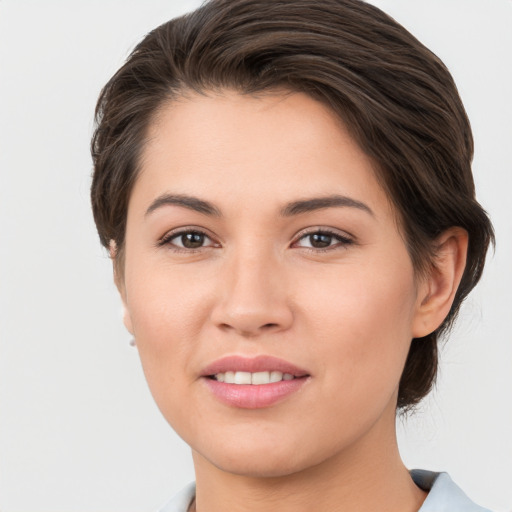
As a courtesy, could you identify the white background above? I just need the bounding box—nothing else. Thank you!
[0,1,511,511]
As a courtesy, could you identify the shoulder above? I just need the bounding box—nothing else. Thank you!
[155,482,196,512]
[412,470,493,512]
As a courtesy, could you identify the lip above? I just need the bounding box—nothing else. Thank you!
[201,355,309,377]
[201,355,310,409]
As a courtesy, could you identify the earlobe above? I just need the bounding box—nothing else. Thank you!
[123,306,134,335]
[412,227,468,338]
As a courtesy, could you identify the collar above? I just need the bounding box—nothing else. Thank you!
[412,470,491,512]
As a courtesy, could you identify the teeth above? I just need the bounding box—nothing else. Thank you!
[213,370,297,385]
[252,371,270,385]
[234,371,252,385]
[270,371,283,383]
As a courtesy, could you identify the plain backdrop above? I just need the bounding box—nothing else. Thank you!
[0,1,511,511]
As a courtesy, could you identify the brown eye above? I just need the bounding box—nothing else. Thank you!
[160,230,216,250]
[180,232,206,249]
[309,233,333,248]
[294,230,353,250]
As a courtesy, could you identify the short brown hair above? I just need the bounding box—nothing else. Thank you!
[91,0,494,409]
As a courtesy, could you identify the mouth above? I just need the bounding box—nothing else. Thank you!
[201,355,310,409]
[209,370,299,385]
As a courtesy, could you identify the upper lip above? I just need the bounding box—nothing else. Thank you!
[201,355,310,377]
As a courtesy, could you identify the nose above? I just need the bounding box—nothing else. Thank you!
[210,249,293,337]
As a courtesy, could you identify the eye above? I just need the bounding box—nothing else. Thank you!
[159,229,217,250]
[293,230,353,250]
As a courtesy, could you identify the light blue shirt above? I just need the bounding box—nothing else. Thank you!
[157,470,492,512]
[411,470,491,512]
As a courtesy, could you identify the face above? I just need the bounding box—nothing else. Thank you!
[120,90,428,478]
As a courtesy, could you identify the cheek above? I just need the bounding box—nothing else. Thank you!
[123,261,217,407]
[125,257,214,343]
[296,260,417,395]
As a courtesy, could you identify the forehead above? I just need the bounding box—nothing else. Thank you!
[134,89,392,218]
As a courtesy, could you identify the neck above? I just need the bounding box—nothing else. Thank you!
[191,410,426,512]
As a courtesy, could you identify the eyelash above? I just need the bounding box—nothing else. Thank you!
[158,228,218,253]
[292,229,354,252]
[157,228,354,253]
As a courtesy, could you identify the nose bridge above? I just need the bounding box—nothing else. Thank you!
[213,241,292,335]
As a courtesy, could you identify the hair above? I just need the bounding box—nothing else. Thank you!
[91,0,494,410]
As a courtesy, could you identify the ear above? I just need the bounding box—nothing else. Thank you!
[412,227,468,338]
[109,240,134,335]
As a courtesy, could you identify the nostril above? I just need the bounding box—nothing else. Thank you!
[218,322,280,334]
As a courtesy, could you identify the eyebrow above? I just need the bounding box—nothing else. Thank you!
[145,193,373,218]
[145,193,222,217]
[280,194,374,217]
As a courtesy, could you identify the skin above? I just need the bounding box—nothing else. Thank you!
[116,90,467,512]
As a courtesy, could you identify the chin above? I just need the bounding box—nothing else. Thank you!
[210,452,310,479]
[191,432,331,479]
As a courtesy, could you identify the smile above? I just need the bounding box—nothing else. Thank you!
[212,371,296,384]
[201,356,310,408]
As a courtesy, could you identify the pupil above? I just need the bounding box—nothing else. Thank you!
[182,232,204,248]
[310,233,332,248]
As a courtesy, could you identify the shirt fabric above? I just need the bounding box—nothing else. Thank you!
[157,470,491,512]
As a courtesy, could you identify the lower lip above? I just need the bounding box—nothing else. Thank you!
[203,377,309,409]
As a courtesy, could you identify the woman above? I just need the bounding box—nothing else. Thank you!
[91,0,494,510]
